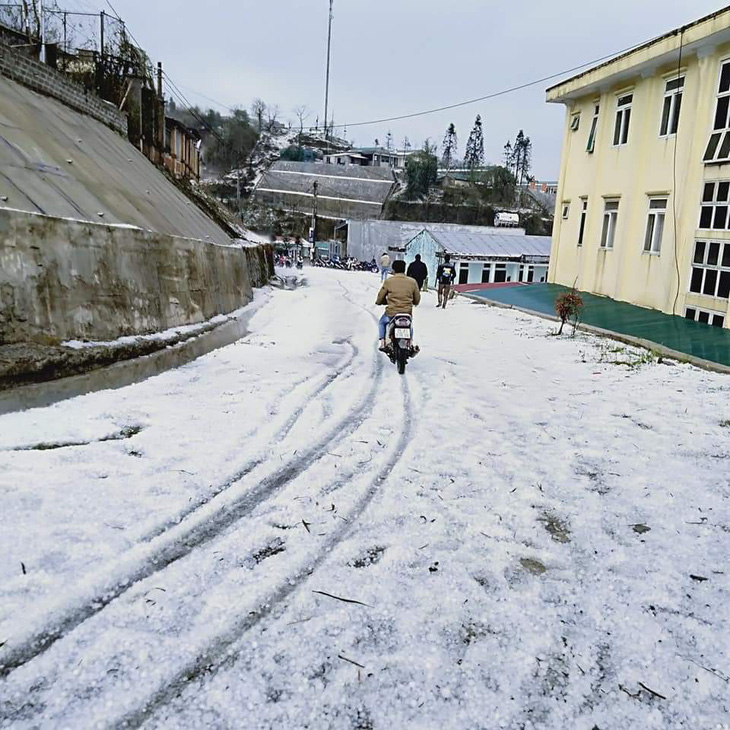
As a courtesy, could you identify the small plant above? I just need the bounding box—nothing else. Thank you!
[555,289,584,335]
[720,419,730,428]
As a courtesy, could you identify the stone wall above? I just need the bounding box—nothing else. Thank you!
[0,42,127,135]
[0,209,272,345]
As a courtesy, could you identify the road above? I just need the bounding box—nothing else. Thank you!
[0,269,728,729]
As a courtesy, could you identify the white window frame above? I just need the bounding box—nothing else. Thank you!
[570,113,581,132]
[612,93,633,147]
[704,59,730,163]
[659,76,684,137]
[689,239,730,299]
[643,197,667,254]
[684,306,725,328]
[561,201,570,219]
[578,198,588,246]
[586,104,599,153]
[699,180,730,230]
[600,199,619,249]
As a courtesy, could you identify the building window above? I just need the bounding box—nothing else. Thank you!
[561,201,570,219]
[699,181,730,230]
[704,60,730,163]
[685,307,725,328]
[659,76,684,137]
[481,264,491,283]
[587,104,599,153]
[600,199,619,249]
[578,198,588,246]
[570,114,581,132]
[494,263,507,283]
[613,94,632,146]
[459,263,469,285]
[643,197,667,253]
[689,240,730,298]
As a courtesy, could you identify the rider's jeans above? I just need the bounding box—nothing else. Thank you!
[378,314,391,340]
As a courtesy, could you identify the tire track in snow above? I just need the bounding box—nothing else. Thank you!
[0,339,381,679]
[137,339,359,543]
[113,378,414,730]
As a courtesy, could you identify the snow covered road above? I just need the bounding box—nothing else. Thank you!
[0,269,728,729]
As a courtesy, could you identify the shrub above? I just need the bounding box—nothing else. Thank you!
[555,289,584,335]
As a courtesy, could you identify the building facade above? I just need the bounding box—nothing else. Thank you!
[548,7,730,328]
[405,229,550,288]
[164,117,201,181]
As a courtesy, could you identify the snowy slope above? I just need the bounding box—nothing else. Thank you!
[0,270,728,729]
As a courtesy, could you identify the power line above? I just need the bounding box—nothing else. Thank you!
[153,31,670,136]
[299,34,675,132]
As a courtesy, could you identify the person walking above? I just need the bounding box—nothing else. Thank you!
[436,254,456,309]
[406,254,428,291]
[379,252,391,282]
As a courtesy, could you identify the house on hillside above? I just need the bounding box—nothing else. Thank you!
[164,117,201,181]
[405,229,551,288]
[548,6,730,329]
[325,152,369,166]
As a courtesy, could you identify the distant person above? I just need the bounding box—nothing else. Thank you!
[436,254,456,309]
[406,254,428,291]
[380,252,391,282]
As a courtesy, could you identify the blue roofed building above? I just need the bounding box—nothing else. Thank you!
[405,228,552,288]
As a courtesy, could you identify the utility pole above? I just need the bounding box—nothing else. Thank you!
[323,0,333,145]
[38,0,45,63]
[311,181,318,254]
[100,10,105,61]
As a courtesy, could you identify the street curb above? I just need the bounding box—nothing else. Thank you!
[0,308,256,416]
[459,292,730,376]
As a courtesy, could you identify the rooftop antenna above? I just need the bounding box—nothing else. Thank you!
[323,0,333,149]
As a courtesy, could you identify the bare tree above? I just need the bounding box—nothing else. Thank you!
[265,104,281,133]
[251,98,266,133]
[293,105,310,143]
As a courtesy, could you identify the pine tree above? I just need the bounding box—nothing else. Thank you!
[512,130,533,186]
[442,123,458,171]
[464,115,484,170]
[503,140,514,173]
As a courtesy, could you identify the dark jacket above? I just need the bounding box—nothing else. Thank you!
[437,261,456,284]
[406,260,428,287]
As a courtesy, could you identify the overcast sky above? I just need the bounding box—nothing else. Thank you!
[109,0,719,179]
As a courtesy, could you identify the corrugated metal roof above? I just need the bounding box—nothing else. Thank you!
[427,229,551,258]
[271,161,394,182]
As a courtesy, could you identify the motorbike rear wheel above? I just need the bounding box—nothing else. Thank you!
[396,347,407,375]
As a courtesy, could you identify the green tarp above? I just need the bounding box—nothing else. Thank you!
[468,283,730,367]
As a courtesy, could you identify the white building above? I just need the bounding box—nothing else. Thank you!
[405,228,551,287]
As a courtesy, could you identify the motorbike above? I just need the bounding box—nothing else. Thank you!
[295,260,303,270]
[386,313,418,374]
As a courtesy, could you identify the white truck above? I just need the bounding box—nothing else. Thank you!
[494,211,520,227]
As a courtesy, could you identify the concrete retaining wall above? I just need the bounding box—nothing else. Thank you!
[0,42,127,135]
[0,208,272,345]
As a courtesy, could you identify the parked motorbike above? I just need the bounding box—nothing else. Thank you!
[296,260,303,270]
[386,313,418,375]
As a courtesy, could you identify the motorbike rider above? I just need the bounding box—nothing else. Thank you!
[436,254,456,309]
[375,259,421,352]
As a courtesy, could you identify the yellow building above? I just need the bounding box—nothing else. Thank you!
[547,7,730,329]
